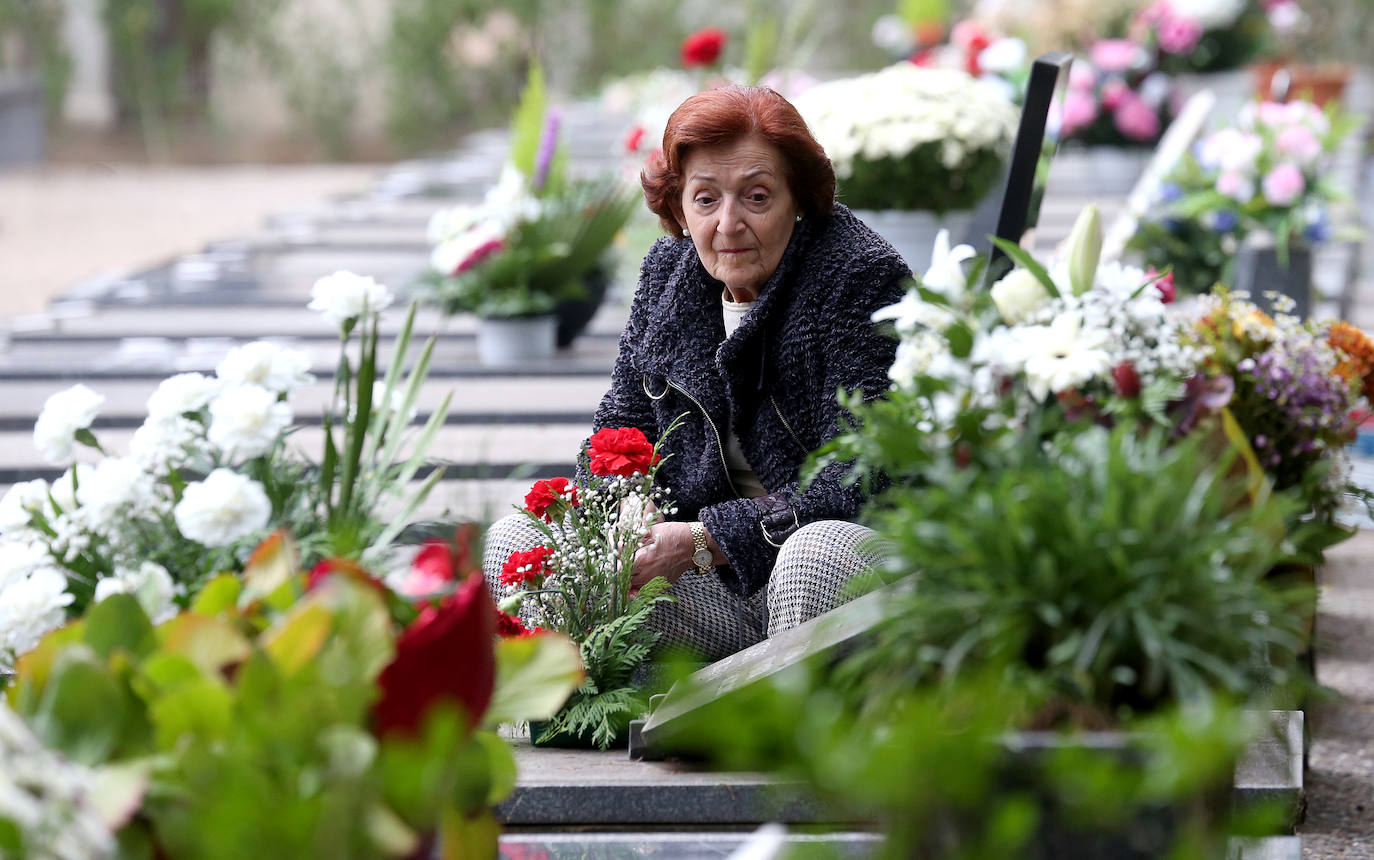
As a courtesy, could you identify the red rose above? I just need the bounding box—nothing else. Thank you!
[372,573,495,737]
[586,426,659,477]
[1153,270,1177,304]
[500,546,554,587]
[307,557,387,594]
[524,477,580,522]
[1112,361,1142,398]
[681,28,726,67]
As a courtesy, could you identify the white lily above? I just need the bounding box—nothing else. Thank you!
[921,228,977,299]
[1013,311,1113,401]
[1064,204,1102,297]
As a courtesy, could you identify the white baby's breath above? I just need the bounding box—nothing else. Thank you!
[74,457,157,527]
[308,271,394,327]
[174,468,272,547]
[33,384,104,465]
[207,384,292,460]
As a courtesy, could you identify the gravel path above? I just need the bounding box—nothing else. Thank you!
[0,164,381,316]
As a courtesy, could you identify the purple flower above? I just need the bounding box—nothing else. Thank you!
[1159,183,1182,203]
[533,109,562,193]
[1211,210,1238,232]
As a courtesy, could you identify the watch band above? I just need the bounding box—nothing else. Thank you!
[689,521,712,576]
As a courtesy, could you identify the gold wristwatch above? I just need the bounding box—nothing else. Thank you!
[689,521,713,576]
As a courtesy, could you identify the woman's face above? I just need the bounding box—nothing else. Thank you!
[679,135,799,300]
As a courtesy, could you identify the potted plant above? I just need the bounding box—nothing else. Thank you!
[422,65,636,366]
[1128,98,1358,312]
[792,62,1019,273]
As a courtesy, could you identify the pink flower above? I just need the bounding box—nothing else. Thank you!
[1113,93,1161,142]
[1156,14,1202,54]
[1068,62,1097,92]
[1089,39,1144,74]
[1262,163,1307,207]
[1061,91,1099,133]
[1276,124,1322,164]
[1257,101,1289,127]
[1216,170,1255,202]
[1101,79,1129,110]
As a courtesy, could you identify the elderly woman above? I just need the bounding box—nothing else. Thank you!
[484,85,909,660]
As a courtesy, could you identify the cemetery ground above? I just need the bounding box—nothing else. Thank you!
[2,85,1374,856]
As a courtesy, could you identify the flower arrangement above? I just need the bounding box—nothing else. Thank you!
[792,63,1019,212]
[0,271,450,669]
[1130,0,1273,74]
[1059,39,1176,148]
[423,65,636,320]
[871,15,1032,106]
[492,421,684,749]
[1127,98,1356,291]
[1,527,582,857]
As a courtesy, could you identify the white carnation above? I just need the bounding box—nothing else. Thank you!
[308,271,393,326]
[0,480,49,531]
[207,384,292,460]
[93,562,178,624]
[33,384,104,465]
[215,342,314,394]
[145,372,220,421]
[0,567,74,657]
[0,541,48,590]
[75,457,157,526]
[48,464,92,515]
[174,468,272,547]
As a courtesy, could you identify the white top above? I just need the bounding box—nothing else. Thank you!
[722,293,768,499]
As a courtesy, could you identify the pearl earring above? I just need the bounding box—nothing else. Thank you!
[682,228,690,236]
[795,214,802,222]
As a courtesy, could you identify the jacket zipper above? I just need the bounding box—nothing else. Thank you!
[665,378,741,499]
[770,395,808,456]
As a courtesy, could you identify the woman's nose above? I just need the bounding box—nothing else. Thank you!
[716,197,745,233]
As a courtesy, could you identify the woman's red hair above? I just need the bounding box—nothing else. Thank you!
[641,85,836,235]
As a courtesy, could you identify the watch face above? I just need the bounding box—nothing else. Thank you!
[693,548,713,568]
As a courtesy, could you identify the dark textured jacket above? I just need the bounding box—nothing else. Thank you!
[587,204,910,596]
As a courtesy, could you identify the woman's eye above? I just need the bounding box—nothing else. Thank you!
[694,195,715,207]
[749,193,769,204]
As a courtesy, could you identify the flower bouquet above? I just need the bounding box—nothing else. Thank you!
[1127,98,1357,294]
[1130,0,1273,75]
[492,421,684,749]
[1059,39,1175,148]
[423,64,636,325]
[0,526,583,858]
[872,15,1032,106]
[0,271,450,669]
[793,63,1018,213]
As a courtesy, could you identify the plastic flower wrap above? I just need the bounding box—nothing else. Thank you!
[793,63,1018,212]
[1058,39,1176,147]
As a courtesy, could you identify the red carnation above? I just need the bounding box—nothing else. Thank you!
[586,426,659,477]
[1112,361,1142,398]
[495,611,545,639]
[372,573,495,737]
[501,546,554,587]
[397,524,481,598]
[524,477,580,522]
[681,28,726,67]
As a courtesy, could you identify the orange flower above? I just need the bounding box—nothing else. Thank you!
[1328,321,1374,401]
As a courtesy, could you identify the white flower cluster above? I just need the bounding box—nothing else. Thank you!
[0,705,114,859]
[428,165,541,278]
[308,271,394,328]
[793,64,1019,179]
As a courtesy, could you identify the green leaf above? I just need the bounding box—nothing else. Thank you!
[508,61,548,181]
[157,614,252,677]
[31,646,129,765]
[83,593,156,660]
[190,574,242,616]
[91,759,153,830]
[989,238,1060,298]
[148,676,234,749]
[485,633,585,725]
[262,603,334,676]
[239,531,299,608]
[474,731,517,806]
[320,413,339,518]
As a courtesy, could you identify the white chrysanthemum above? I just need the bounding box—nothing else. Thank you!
[1012,312,1114,401]
[0,567,73,656]
[215,342,314,394]
[74,457,157,526]
[308,271,394,327]
[33,384,104,465]
[207,384,292,460]
[145,372,220,421]
[0,480,49,531]
[174,468,271,547]
[93,562,178,624]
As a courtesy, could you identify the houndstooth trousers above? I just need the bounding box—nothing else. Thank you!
[482,513,887,662]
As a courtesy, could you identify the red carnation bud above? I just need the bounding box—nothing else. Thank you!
[373,574,495,737]
[1113,361,1142,398]
[680,28,726,67]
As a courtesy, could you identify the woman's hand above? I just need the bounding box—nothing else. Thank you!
[629,521,696,594]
